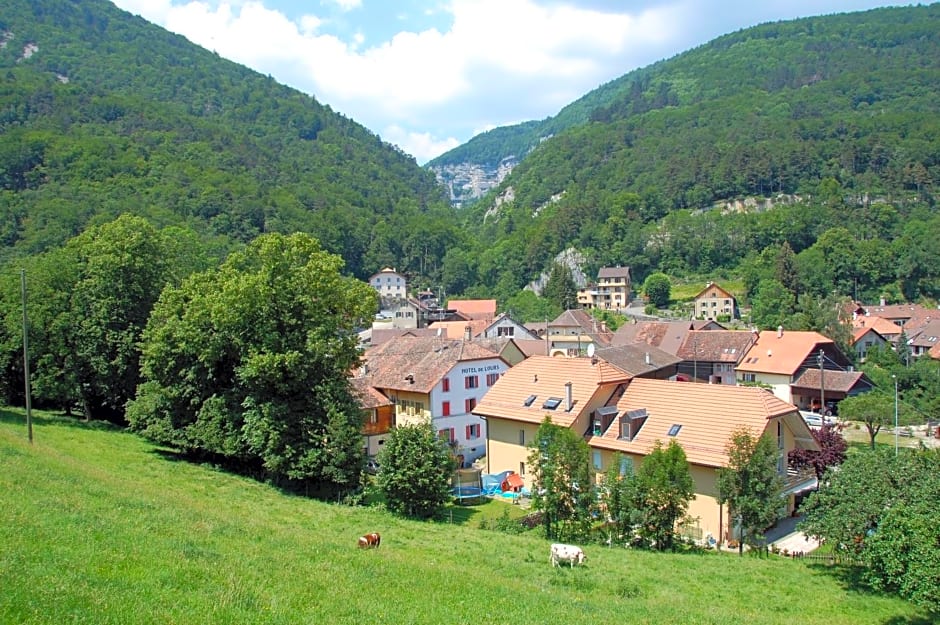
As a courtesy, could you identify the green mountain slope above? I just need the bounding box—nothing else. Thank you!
[449,4,939,302]
[0,0,452,279]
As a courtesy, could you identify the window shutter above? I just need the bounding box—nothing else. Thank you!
[466,425,471,439]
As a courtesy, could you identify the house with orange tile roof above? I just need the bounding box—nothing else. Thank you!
[428,319,490,340]
[863,302,930,327]
[447,299,497,321]
[850,314,902,346]
[474,359,819,544]
[735,328,854,412]
[546,309,614,357]
[850,326,889,361]
[591,379,818,543]
[692,282,738,320]
[472,355,632,478]
[357,335,510,465]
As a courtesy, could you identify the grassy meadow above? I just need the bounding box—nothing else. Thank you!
[0,407,930,625]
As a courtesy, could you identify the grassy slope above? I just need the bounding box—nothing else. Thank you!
[0,408,927,625]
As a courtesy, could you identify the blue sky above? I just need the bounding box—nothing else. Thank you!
[111,0,911,164]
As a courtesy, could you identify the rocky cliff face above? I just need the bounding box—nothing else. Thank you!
[429,157,518,207]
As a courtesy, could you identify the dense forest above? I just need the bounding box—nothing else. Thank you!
[0,0,461,281]
[2,0,939,312]
[443,4,940,312]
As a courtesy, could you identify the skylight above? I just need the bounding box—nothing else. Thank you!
[542,397,563,410]
[523,394,537,407]
[667,424,682,437]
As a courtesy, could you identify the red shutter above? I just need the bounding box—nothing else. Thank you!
[466,425,471,439]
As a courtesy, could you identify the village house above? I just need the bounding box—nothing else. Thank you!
[692,282,738,320]
[850,325,889,361]
[356,335,509,466]
[674,330,756,384]
[350,378,395,457]
[473,356,819,544]
[368,267,407,300]
[735,328,867,414]
[577,266,632,311]
[546,309,614,357]
[447,299,497,322]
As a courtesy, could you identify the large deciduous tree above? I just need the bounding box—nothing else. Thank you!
[127,233,377,497]
[717,427,783,554]
[528,416,595,542]
[377,420,456,519]
[634,439,695,551]
[800,448,940,614]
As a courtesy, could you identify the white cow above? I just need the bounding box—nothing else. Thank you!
[550,543,586,567]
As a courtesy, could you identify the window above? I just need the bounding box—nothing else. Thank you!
[486,373,500,386]
[667,424,682,437]
[619,456,633,476]
[523,394,537,407]
[519,462,525,476]
[542,397,562,410]
[438,428,454,442]
[519,429,525,446]
[369,411,377,424]
[777,420,784,449]
[441,401,450,417]
[466,423,481,439]
[592,450,602,470]
[497,326,515,337]
[465,398,476,412]
[442,377,450,392]
[742,373,756,383]
[464,375,479,389]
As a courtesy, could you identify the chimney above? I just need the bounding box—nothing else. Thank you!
[565,381,573,412]
[645,352,651,365]
[880,296,886,306]
[464,325,471,341]
[777,325,784,338]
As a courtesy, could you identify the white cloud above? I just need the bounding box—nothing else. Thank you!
[110,1,902,161]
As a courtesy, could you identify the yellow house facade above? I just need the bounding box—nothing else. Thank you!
[475,361,819,545]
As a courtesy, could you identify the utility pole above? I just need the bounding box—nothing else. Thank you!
[893,374,899,456]
[20,269,33,444]
[817,348,825,420]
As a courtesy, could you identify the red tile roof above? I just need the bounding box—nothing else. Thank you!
[790,369,871,394]
[676,330,756,362]
[589,379,804,468]
[736,330,834,376]
[428,319,489,339]
[473,355,632,428]
[447,299,497,320]
[850,315,901,338]
[362,336,503,393]
[350,378,392,409]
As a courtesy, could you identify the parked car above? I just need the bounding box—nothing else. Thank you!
[365,457,380,475]
[800,411,838,429]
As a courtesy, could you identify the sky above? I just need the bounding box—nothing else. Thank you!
[110,0,910,164]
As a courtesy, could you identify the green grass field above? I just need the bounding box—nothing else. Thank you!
[0,407,930,625]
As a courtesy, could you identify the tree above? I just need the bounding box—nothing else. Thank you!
[642,272,671,309]
[800,448,940,613]
[748,279,794,330]
[774,241,800,298]
[788,424,848,480]
[837,391,895,449]
[127,233,377,497]
[528,416,595,542]
[717,427,782,554]
[634,439,695,551]
[376,420,456,519]
[597,454,640,547]
[543,262,578,311]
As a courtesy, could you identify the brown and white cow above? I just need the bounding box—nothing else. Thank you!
[358,532,381,549]
[550,543,585,567]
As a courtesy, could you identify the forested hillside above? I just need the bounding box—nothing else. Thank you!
[446,4,940,311]
[0,0,458,279]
